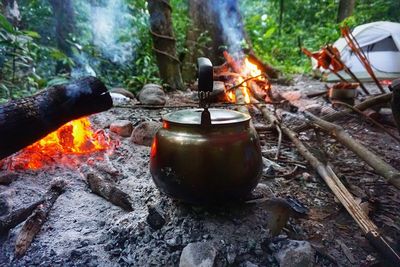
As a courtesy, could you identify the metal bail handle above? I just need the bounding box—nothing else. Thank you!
[197,57,214,126]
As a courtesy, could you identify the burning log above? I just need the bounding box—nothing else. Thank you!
[86,173,133,211]
[15,179,66,258]
[304,112,400,189]
[0,76,112,160]
[0,199,43,234]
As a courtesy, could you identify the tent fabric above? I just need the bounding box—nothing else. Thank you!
[325,21,400,82]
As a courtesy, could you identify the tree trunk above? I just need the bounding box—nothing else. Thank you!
[49,0,75,74]
[182,0,277,81]
[337,0,356,23]
[147,0,184,90]
[1,0,20,26]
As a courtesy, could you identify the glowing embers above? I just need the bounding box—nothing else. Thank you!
[1,117,115,170]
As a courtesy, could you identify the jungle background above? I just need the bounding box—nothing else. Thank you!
[0,0,399,102]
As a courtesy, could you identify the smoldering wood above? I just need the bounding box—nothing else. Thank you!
[147,0,183,90]
[0,76,112,160]
[14,179,66,258]
[86,173,133,211]
[305,112,400,190]
[254,103,400,265]
[0,199,43,234]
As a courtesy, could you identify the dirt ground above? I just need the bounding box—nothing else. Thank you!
[0,75,399,266]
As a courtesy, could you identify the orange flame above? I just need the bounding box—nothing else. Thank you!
[225,56,270,104]
[2,117,114,170]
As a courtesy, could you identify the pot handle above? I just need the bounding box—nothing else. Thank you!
[197,57,213,93]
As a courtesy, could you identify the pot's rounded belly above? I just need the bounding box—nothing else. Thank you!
[150,127,262,204]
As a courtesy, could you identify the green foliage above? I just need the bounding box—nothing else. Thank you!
[241,0,400,74]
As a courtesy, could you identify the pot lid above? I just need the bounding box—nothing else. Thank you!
[163,108,250,125]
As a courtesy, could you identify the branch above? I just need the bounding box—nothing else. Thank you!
[305,112,400,189]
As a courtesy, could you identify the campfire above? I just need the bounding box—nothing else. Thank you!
[0,117,114,170]
[214,51,271,104]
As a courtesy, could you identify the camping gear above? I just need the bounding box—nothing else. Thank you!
[326,22,400,82]
[149,58,262,204]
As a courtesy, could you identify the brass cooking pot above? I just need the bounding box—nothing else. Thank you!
[149,108,262,204]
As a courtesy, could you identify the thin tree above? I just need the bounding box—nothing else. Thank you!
[49,0,75,74]
[1,0,20,26]
[147,0,184,90]
[337,0,356,23]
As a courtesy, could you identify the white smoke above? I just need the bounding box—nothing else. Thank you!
[216,1,246,56]
[90,0,135,64]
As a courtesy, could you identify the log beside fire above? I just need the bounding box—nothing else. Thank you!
[0,77,113,160]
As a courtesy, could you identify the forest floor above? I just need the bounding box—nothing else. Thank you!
[0,75,399,266]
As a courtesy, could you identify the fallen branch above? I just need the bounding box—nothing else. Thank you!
[0,199,43,234]
[86,173,133,211]
[332,100,400,143]
[253,103,400,265]
[294,92,393,133]
[15,179,66,258]
[305,112,400,189]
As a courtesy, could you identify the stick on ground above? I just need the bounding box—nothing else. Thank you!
[305,112,400,190]
[0,200,43,234]
[15,179,66,258]
[86,173,133,211]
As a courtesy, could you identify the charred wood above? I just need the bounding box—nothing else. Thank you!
[0,77,112,160]
[391,81,400,135]
[0,199,43,235]
[86,173,133,211]
[15,179,66,258]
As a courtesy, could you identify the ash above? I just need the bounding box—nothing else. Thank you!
[1,76,399,267]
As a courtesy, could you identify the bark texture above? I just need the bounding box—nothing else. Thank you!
[1,0,20,26]
[337,0,356,22]
[49,0,75,74]
[0,76,112,160]
[147,0,184,90]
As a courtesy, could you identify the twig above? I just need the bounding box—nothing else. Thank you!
[86,173,133,211]
[305,112,400,189]
[294,92,393,133]
[15,179,66,258]
[275,124,283,160]
[0,199,44,234]
[226,74,263,92]
[253,103,400,265]
[332,100,400,143]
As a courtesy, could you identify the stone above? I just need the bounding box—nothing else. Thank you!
[302,103,321,114]
[130,121,162,146]
[275,240,314,267]
[243,261,258,267]
[110,88,135,99]
[146,206,166,230]
[179,242,217,267]
[110,120,133,137]
[138,84,166,105]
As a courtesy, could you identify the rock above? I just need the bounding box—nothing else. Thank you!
[110,88,135,99]
[303,103,321,114]
[275,240,314,267]
[146,206,166,230]
[179,242,217,267]
[138,84,166,106]
[130,121,162,146]
[110,120,133,137]
[281,91,302,102]
[110,93,131,105]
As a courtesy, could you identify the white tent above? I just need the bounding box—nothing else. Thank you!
[326,21,400,82]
